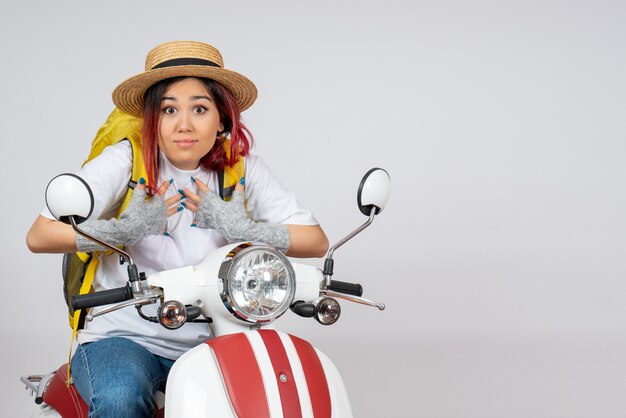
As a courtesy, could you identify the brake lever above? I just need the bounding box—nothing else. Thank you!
[321,289,385,311]
[86,289,163,321]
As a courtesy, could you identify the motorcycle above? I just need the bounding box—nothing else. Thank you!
[22,168,391,418]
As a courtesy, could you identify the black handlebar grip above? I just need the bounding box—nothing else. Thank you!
[71,284,133,310]
[327,280,363,297]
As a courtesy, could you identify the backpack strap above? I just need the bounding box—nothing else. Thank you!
[66,254,101,385]
[220,138,245,200]
[115,136,147,216]
[66,251,92,329]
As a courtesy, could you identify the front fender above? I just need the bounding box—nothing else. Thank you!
[165,330,352,418]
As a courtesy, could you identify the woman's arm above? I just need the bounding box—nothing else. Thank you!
[27,142,136,254]
[286,224,329,258]
[27,181,177,254]
[27,215,78,253]
[27,214,330,257]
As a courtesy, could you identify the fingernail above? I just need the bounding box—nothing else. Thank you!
[191,176,196,183]
[190,223,197,228]
[164,232,170,236]
[180,202,186,208]
[177,206,183,212]
[139,177,145,185]
[180,195,185,200]
[169,178,174,184]
[178,189,185,195]
[239,177,245,186]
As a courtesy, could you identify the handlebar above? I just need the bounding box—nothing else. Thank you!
[327,280,363,297]
[71,284,133,310]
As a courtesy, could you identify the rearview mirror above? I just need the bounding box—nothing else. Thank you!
[323,167,391,287]
[45,173,94,225]
[357,168,391,216]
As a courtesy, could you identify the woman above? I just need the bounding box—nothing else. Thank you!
[27,40,329,417]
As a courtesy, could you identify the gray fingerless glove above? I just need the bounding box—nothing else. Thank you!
[195,190,291,253]
[76,188,167,252]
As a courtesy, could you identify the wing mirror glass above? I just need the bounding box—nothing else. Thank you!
[357,168,391,216]
[45,173,94,225]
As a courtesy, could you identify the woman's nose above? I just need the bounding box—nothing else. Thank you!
[177,111,192,132]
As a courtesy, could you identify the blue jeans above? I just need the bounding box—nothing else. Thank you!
[70,337,175,418]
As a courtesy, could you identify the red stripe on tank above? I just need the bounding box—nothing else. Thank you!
[207,333,270,418]
[290,334,332,418]
[258,329,303,418]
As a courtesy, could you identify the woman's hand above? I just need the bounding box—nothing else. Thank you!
[180,177,290,253]
[159,180,184,218]
[177,177,243,214]
[178,177,329,258]
[75,178,168,252]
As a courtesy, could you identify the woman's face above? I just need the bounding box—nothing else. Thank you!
[158,77,224,170]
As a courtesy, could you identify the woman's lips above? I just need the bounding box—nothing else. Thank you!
[174,140,197,148]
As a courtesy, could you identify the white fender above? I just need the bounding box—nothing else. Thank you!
[165,330,352,418]
[165,343,237,418]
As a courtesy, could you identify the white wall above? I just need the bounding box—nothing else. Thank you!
[2,1,625,417]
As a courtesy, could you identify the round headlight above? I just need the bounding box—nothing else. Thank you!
[220,245,296,323]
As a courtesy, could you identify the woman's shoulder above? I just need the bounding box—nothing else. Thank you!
[82,140,133,173]
[79,140,134,218]
[242,153,288,194]
[99,140,134,162]
[243,153,269,175]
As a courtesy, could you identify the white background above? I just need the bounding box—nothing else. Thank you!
[2,1,625,417]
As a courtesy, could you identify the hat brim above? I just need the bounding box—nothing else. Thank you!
[112,66,258,117]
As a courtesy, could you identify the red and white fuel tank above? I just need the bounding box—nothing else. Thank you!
[165,329,352,418]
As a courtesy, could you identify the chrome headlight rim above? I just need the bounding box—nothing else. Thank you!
[219,243,296,324]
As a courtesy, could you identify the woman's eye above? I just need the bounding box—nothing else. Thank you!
[193,106,207,114]
[162,107,176,115]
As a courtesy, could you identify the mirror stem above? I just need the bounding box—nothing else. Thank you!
[69,216,135,266]
[323,207,377,286]
[69,216,143,292]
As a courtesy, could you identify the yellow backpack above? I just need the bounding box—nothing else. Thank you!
[63,107,244,334]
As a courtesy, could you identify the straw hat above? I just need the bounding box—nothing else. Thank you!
[112,40,257,117]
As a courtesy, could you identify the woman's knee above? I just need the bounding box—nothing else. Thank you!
[91,381,155,416]
[70,337,163,417]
